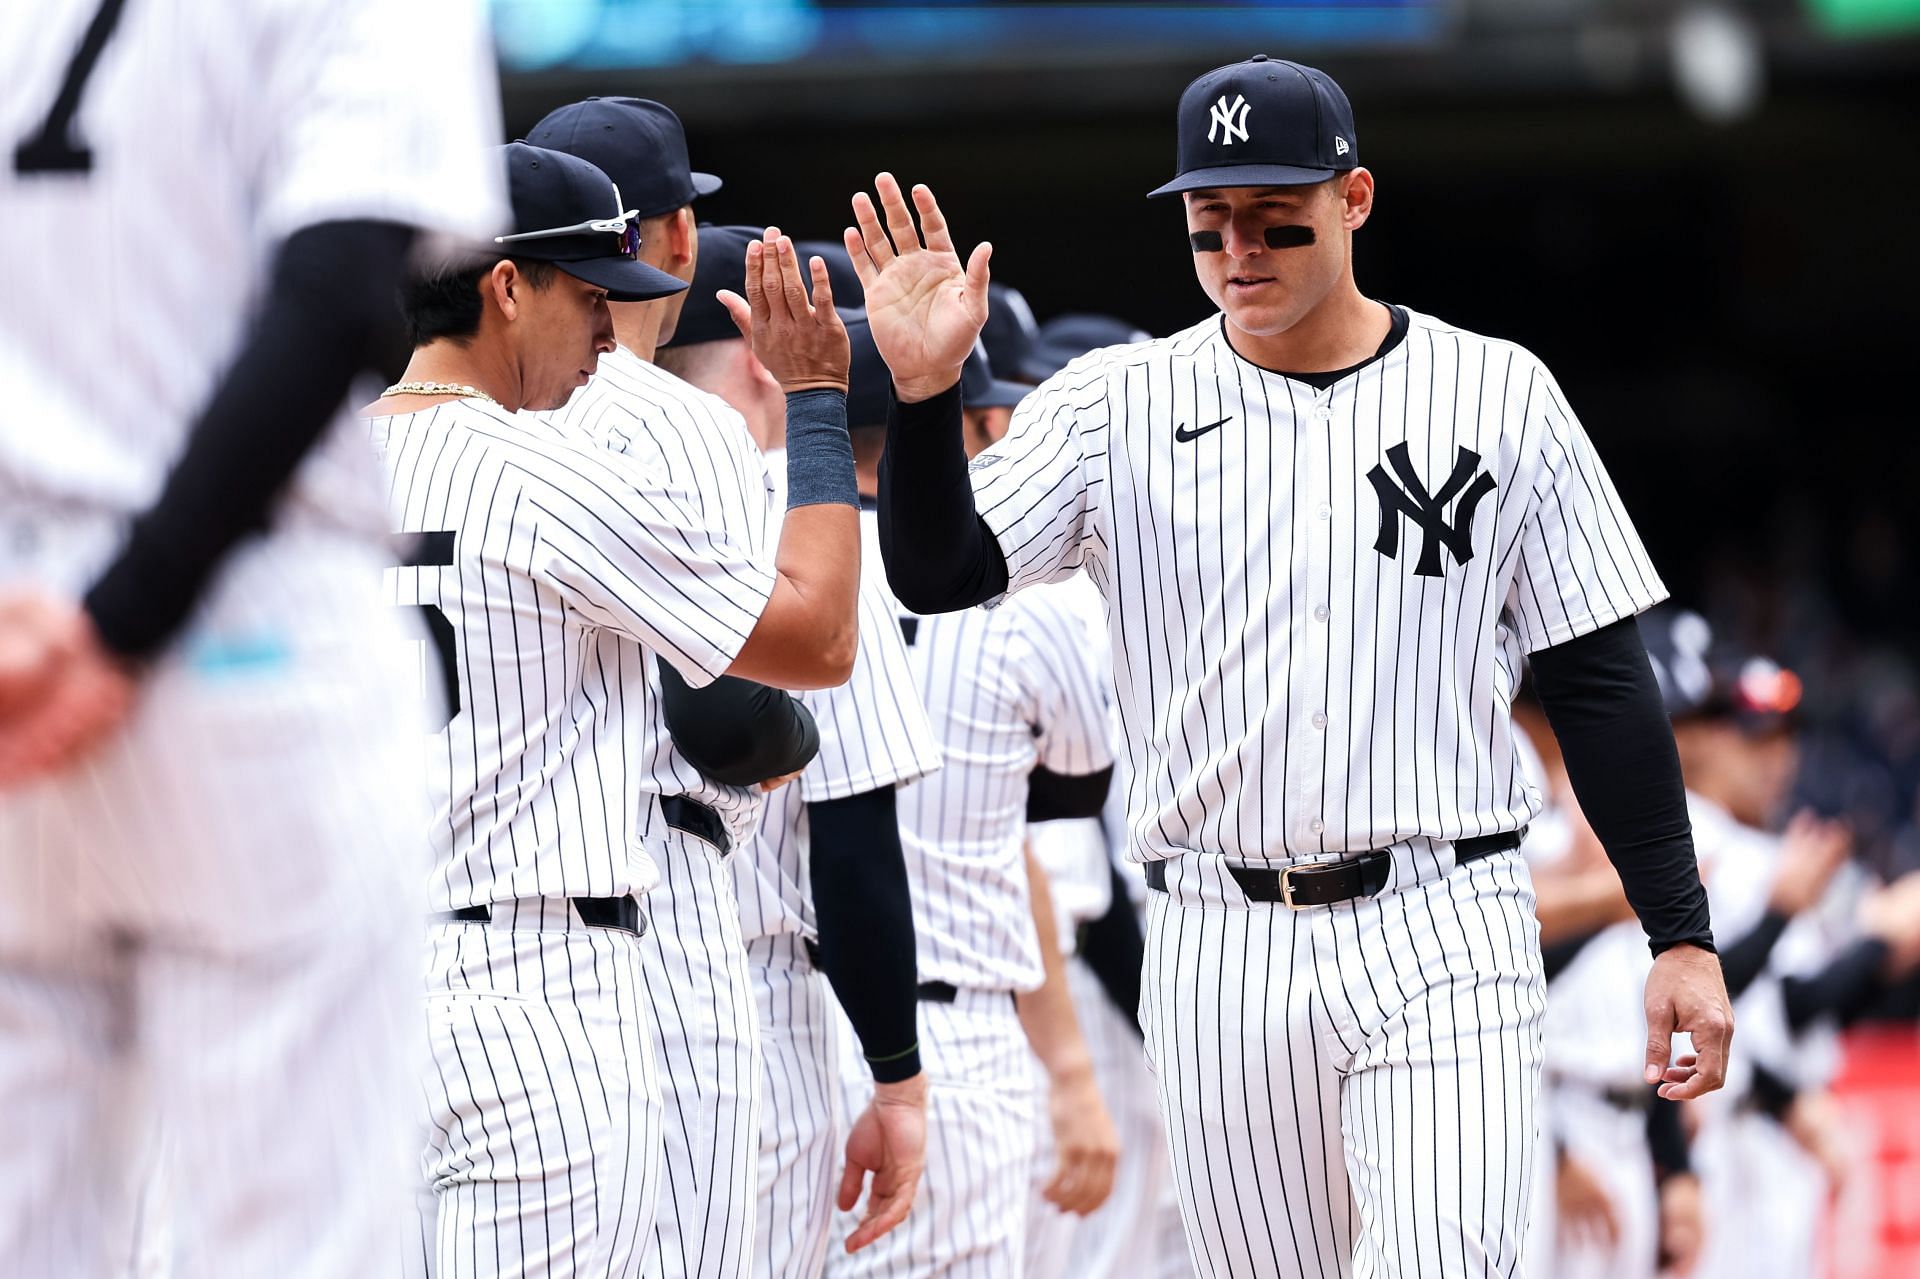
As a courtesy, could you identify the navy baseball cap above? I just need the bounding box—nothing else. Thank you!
[1021,313,1152,383]
[981,282,1040,386]
[960,341,1029,410]
[1148,54,1358,198]
[797,239,865,307]
[528,97,721,220]
[494,143,686,302]
[844,310,890,432]
[660,224,761,349]
[1640,608,1803,730]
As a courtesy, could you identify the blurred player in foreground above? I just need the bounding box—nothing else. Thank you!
[0,1,502,1273]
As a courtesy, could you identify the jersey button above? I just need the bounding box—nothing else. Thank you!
[1316,505,1331,521]
[1309,819,1325,834]
[1311,711,1327,730]
[1313,605,1329,622]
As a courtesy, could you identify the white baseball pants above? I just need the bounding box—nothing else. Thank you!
[411,900,663,1278]
[642,835,762,1279]
[0,524,427,1278]
[1141,846,1546,1279]
[827,990,1039,1279]
[746,934,842,1279]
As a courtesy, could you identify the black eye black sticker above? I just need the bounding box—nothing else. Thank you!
[1265,225,1315,249]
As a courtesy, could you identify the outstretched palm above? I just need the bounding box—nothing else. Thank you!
[842,173,992,401]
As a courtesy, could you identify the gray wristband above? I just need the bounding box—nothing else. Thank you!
[784,388,857,510]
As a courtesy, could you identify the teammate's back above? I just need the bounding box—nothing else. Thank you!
[0,0,501,522]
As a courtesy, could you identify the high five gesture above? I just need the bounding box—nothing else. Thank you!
[842,174,992,402]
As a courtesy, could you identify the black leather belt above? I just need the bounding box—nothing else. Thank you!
[1143,829,1524,908]
[443,895,646,936]
[917,980,1016,1008]
[662,794,730,855]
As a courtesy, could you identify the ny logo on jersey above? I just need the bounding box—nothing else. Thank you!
[1368,443,1498,578]
[1208,94,1251,146]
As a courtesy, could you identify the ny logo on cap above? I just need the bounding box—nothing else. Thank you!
[1208,93,1251,146]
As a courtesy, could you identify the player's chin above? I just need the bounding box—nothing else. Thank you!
[1222,297,1305,337]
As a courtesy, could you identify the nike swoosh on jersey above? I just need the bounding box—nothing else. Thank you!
[1174,416,1232,442]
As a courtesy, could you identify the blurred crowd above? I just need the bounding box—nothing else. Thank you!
[1516,608,1920,1278]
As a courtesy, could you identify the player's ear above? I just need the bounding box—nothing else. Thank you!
[672,207,697,271]
[485,259,522,321]
[1339,168,1375,232]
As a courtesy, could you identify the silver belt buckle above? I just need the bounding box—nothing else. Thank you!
[1278,865,1309,910]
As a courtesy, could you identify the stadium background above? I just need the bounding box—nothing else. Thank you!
[489,3,1919,1272]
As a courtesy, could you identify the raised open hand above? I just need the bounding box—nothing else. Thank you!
[717,226,849,394]
[842,173,991,403]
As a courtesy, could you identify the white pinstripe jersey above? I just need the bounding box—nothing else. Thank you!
[897,582,1115,992]
[367,400,778,909]
[1,0,503,534]
[971,308,1667,866]
[734,483,944,944]
[539,345,782,851]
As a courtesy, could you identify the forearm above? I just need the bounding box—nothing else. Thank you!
[876,382,1009,613]
[1718,910,1792,1000]
[730,390,861,688]
[1783,936,1893,1032]
[1017,844,1096,1082]
[657,658,818,786]
[808,787,922,1082]
[1530,617,1716,955]
[1532,867,1634,945]
[84,220,415,658]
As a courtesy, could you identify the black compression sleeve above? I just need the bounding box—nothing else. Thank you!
[808,786,922,1082]
[1530,616,1716,955]
[657,658,820,786]
[876,381,1009,613]
[1541,930,1602,984]
[83,220,416,658]
[1026,765,1115,823]
[1782,936,1892,1032]
[1718,910,1791,1000]
[1075,860,1146,1037]
[1646,1094,1693,1178]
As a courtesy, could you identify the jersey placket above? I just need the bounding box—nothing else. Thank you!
[1288,381,1339,854]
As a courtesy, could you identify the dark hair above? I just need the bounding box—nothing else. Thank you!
[401,257,558,347]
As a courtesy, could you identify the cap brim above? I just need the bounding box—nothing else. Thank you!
[973,379,1030,409]
[1147,163,1337,198]
[691,171,723,198]
[558,257,688,303]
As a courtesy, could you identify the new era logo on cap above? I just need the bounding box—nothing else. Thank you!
[1149,54,1360,198]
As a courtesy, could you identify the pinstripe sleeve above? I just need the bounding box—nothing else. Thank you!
[1504,360,1668,654]
[522,451,777,688]
[970,358,1110,593]
[1014,593,1117,778]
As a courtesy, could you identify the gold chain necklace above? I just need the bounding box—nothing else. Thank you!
[383,380,499,405]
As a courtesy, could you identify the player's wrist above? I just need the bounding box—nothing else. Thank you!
[872,1073,929,1106]
[892,370,963,405]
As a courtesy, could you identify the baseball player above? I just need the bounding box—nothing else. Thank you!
[820,315,1122,1278]
[660,233,947,1277]
[856,54,1735,1277]
[0,1,502,1273]
[367,142,862,1277]
[526,101,799,1279]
